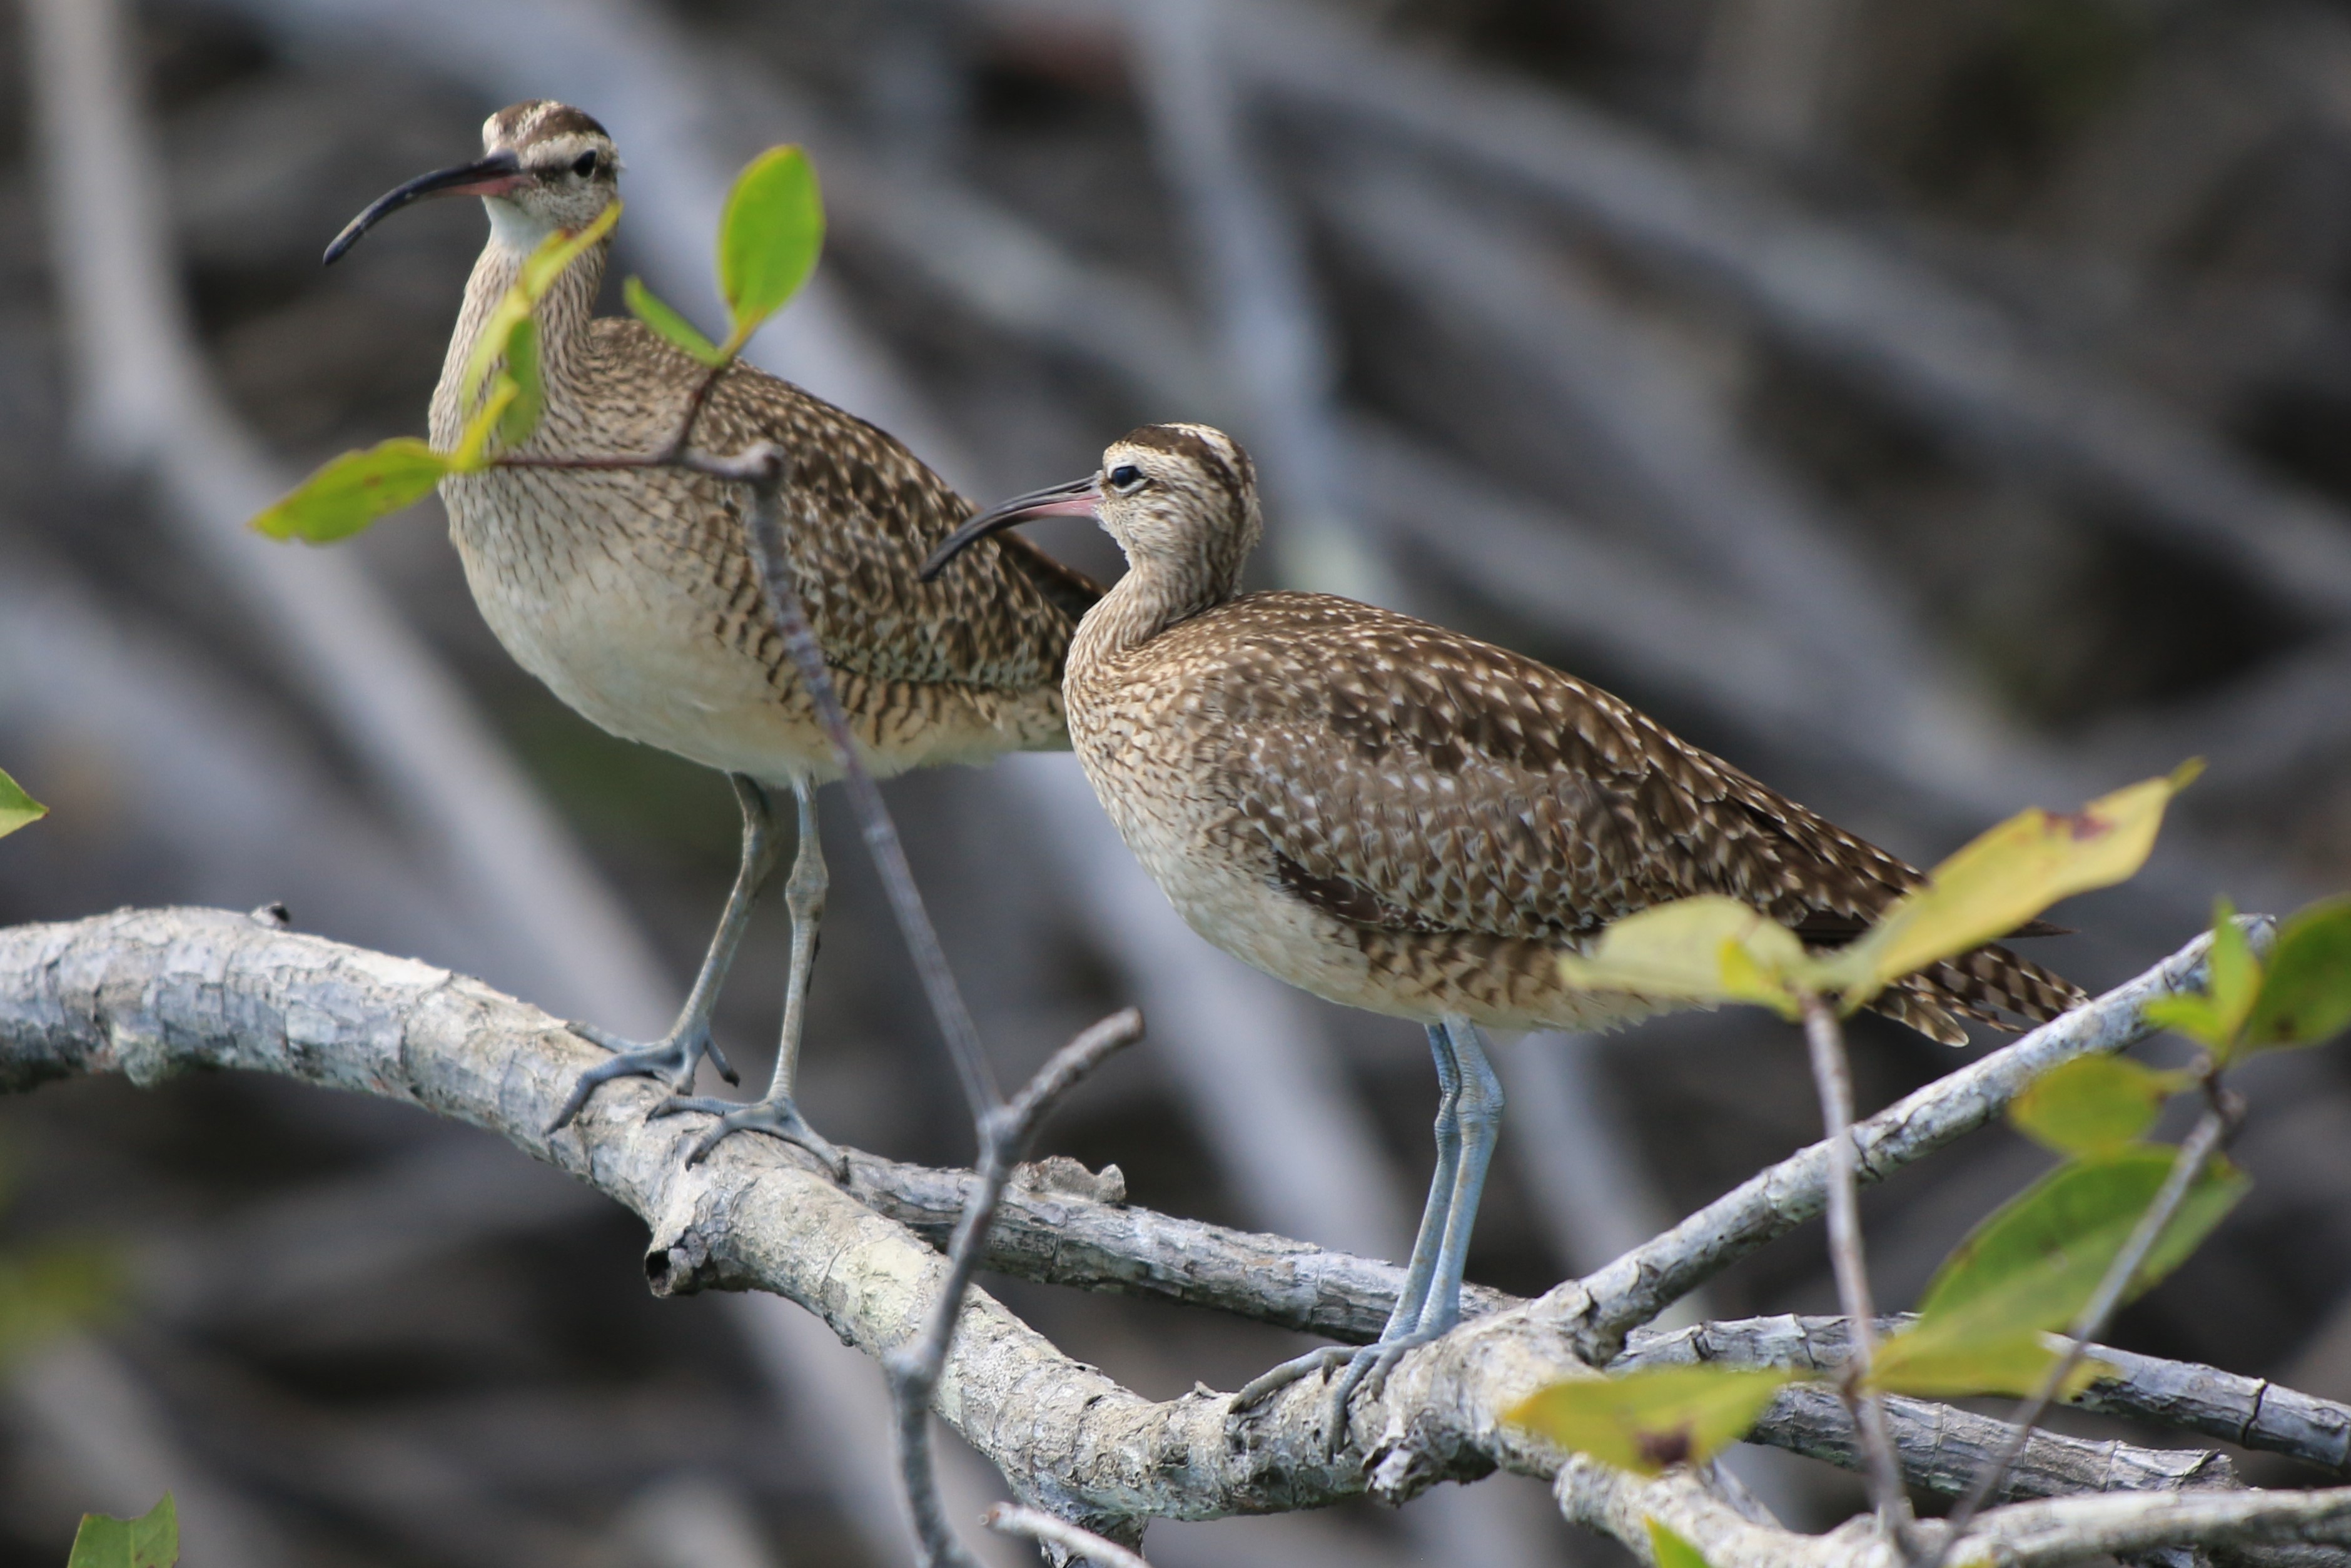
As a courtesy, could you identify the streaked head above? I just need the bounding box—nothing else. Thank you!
[324,101,620,265]
[921,423,1261,595]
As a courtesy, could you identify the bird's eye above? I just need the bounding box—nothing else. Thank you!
[1107,463,1145,492]
[572,150,599,176]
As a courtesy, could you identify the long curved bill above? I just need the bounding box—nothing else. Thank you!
[323,150,527,266]
[918,475,1100,580]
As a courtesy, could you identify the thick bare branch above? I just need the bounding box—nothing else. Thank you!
[4,908,2340,1567]
[1557,1457,2351,1568]
[1618,1317,2351,1479]
[0,907,1562,1526]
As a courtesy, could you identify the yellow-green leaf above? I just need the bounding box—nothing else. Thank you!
[2203,900,2260,1044]
[496,317,544,449]
[717,144,824,345]
[66,1492,175,1568]
[625,275,726,367]
[0,766,44,840]
[1868,1327,2112,1400]
[2238,896,2351,1055]
[1558,896,1816,1018]
[1505,1365,1793,1475]
[459,200,622,405]
[1820,762,2200,1006]
[1646,1518,1714,1568]
[451,379,520,473]
[250,438,448,542]
[2010,1056,2188,1156]
[1916,1145,2247,1327]
[2143,993,2230,1051]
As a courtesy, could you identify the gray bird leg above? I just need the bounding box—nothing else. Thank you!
[1313,1018,1505,1437]
[550,774,778,1132]
[657,777,847,1176]
[1415,1018,1503,1337]
[1231,1021,1487,1451]
[1380,1024,1465,1337]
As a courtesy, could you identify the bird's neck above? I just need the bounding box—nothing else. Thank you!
[428,219,611,450]
[1071,555,1235,672]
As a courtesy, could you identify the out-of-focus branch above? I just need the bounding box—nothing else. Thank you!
[1315,160,1937,709]
[1190,0,2351,625]
[24,0,677,1032]
[1121,0,1392,604]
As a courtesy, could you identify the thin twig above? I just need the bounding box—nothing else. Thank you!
[887,1009,1146,1568]
[722,446,1003,1123]
[1801,993,1914,1548]
[1927,1105,2237,1568]
[659,360,731,462]
[983,1503,1153,1568]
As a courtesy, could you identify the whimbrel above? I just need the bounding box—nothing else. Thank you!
[326,102,1098,1166]
[923,422,2082,1429]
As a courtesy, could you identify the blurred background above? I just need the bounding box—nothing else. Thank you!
[1,0,2348,1562]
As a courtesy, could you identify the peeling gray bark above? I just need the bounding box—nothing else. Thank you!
[3,906,2343,1566]
[1620,1316,2351,1478]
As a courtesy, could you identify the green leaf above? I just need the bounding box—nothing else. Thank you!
[495,318,544,449]
[2009,1056,2188,1156]
[1868,1327,2112,1401]
[2238,896,2351,1054]
[1646,1518,1714,1568]
[450,379,520,473]
[2203,901,2260,1041]
[250,438,448,543]
[2142,993,2229,1050]
[1504,1365,1793,1475]
[0,766,45,840]
[1872,1146,2241,1407]
[1916,1145,2248,1327]
[1820,762,2199,1006]
[2145,901,2262,1052]
[66,1492,176,1568]
[459,199,623,406]
[1557,896,1815,1019]
[717,144,824,346]
[625,276,726,367]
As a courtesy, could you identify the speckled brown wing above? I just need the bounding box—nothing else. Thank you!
[589,320,1100,694]
[1156,592,2082,1042]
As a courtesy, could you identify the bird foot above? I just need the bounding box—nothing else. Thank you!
[1228,1329,1446,1457]
[548,1021,739,1134]
[652,1093,849,1178]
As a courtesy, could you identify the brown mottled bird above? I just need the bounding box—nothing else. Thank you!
[923,422,2082,1426]
[325,102,1098,1166]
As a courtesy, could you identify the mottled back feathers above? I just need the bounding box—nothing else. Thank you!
[1079,589,2082,1042]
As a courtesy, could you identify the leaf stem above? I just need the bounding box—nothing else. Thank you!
[1923,1102,2234,1568]
[1800,991,1916,1552]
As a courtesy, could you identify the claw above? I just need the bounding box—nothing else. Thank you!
[653,1093,849,1179]
[1230,1345,1350,1415]
[1227,1330,1445,1457]
[547,1021,737,1135]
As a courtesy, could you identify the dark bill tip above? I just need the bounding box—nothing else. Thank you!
[918,477,1100,581]
[323,150,526,266]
